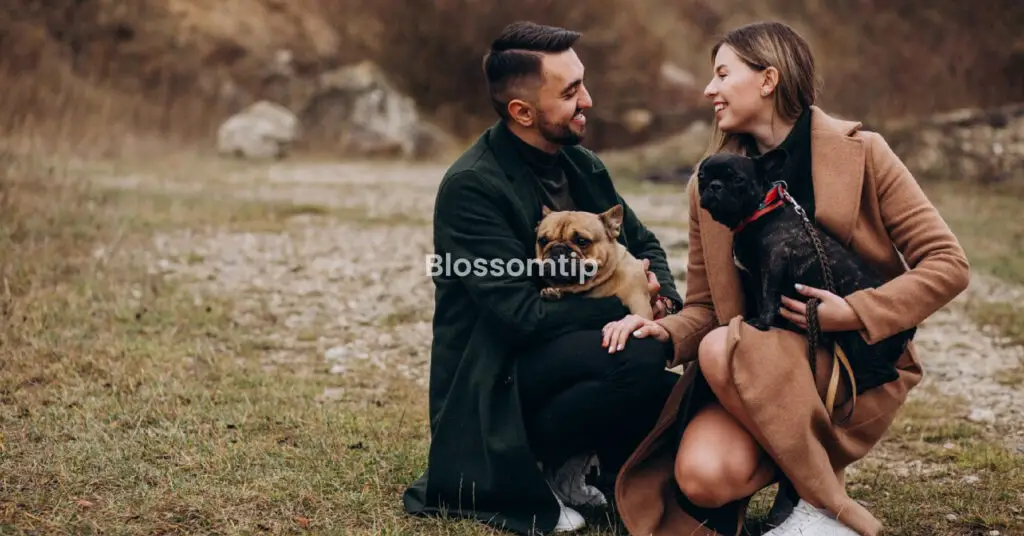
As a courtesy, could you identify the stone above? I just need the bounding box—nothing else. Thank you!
[316,387,346,402]
[217,100,299,159]
[325,346,349,362]
[967,407,997,424]
[299,61,456,159]
[884,102,1024,183]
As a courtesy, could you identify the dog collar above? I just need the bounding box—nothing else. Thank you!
[734,182,787,233]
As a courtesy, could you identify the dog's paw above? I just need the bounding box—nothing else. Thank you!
[540,287,564,301]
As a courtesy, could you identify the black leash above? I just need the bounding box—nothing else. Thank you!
[773,181,853,423]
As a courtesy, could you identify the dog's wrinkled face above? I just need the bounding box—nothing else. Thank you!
[534,205,623,286]
[696,151,787,229]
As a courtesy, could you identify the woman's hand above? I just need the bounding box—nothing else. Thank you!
[601,314,671,353]
[779,283,865,332]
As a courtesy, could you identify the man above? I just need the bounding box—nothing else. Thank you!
[403,21,683,534]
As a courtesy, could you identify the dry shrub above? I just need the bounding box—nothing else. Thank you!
[343,0,699,149]
[640,0,1024,125]
[0,0,359,156]
[1,0,1022,156]
[803,0,1024,122]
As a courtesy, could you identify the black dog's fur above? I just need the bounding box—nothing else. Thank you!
[695,151,915,395]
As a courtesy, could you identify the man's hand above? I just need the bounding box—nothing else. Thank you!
[641,259,665,318]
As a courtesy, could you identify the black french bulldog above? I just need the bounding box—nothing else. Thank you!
[695,150,915,396]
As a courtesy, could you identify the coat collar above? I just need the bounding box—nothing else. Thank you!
[700,106,865,323]
[486,120,604,215]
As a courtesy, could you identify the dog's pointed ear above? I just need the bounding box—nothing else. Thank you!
[755,149,787,182]
[541,205,552,217]
[600,204,624,238]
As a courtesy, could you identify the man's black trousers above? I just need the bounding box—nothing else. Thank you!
[516,329,678,477]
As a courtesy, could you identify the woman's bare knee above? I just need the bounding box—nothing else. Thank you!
[675,455,737,508]
[673,403,769,509]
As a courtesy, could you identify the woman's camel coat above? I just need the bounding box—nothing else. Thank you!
[614,106,971,536]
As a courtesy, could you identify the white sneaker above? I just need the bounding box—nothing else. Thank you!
[546,453,607,508]
[762,499,860,535]
[552,492,586,533]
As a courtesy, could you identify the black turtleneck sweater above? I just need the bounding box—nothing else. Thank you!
[509,132,576,212]
[749,106,815,221]
[739,107,816,319]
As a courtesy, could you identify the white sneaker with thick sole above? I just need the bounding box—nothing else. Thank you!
[546,453,607,508]
[762,499,861,535]
[552,493,586,533]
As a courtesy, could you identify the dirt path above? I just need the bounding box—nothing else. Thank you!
[104,158,1024,456]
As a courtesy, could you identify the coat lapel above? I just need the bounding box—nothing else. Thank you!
[486,121,546,226]
[699,106,865,320]
[809,108,865,246]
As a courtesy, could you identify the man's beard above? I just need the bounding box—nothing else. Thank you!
[538,110,584,146]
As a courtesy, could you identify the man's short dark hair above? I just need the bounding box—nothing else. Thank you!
[482,21,581,120]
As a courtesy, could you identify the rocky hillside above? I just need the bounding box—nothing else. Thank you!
[2,0,1022,154]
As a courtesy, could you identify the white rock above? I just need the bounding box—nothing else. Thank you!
[945,514,957,522]
[300,61,455,159]
[316,387,345,402]
[325,346,349,362]
[967,407,997,424]
[961,475,981,485]
[217,100,299,159]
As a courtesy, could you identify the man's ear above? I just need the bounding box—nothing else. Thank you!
[755,149,787,182]
[507,98,535,128]
[600,204,624,239]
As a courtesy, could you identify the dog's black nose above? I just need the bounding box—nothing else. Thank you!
[547,243,573,259]
[708,181,724,193]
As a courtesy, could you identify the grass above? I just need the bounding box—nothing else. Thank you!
[3,148,1024,535]
[927,179,1024,350]
[0,154,443,534]
[844,395,1024,535]
[965,300,1024,348]
[926,180,1024,286]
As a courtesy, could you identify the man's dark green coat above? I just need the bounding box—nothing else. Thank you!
[403,120,682,534]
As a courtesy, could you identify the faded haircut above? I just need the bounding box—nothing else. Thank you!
[482,21,581,120]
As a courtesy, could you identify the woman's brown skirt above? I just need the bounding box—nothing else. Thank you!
[615,315,922,536]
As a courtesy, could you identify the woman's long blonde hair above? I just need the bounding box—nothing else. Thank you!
[703,21,822,157]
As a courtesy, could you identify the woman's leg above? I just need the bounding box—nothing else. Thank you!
[690,325,850,513]
[674,401,778,508]
[696,326,762,436]
[672,326,783,507]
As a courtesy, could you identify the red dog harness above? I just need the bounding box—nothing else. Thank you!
[734,182,788,233]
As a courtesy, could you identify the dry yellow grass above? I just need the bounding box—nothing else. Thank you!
[1,141,1021,535]
[1,4,1022,534]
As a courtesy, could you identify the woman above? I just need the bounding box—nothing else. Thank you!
[601,21,970,536]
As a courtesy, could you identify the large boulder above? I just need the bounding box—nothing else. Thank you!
[216,100,299,159]
[884,103,1024,184]
[299,61,456,159]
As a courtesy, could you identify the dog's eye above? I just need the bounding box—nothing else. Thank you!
[732,173,745,184]
[574,236,590,248]
[537,237,549,247]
